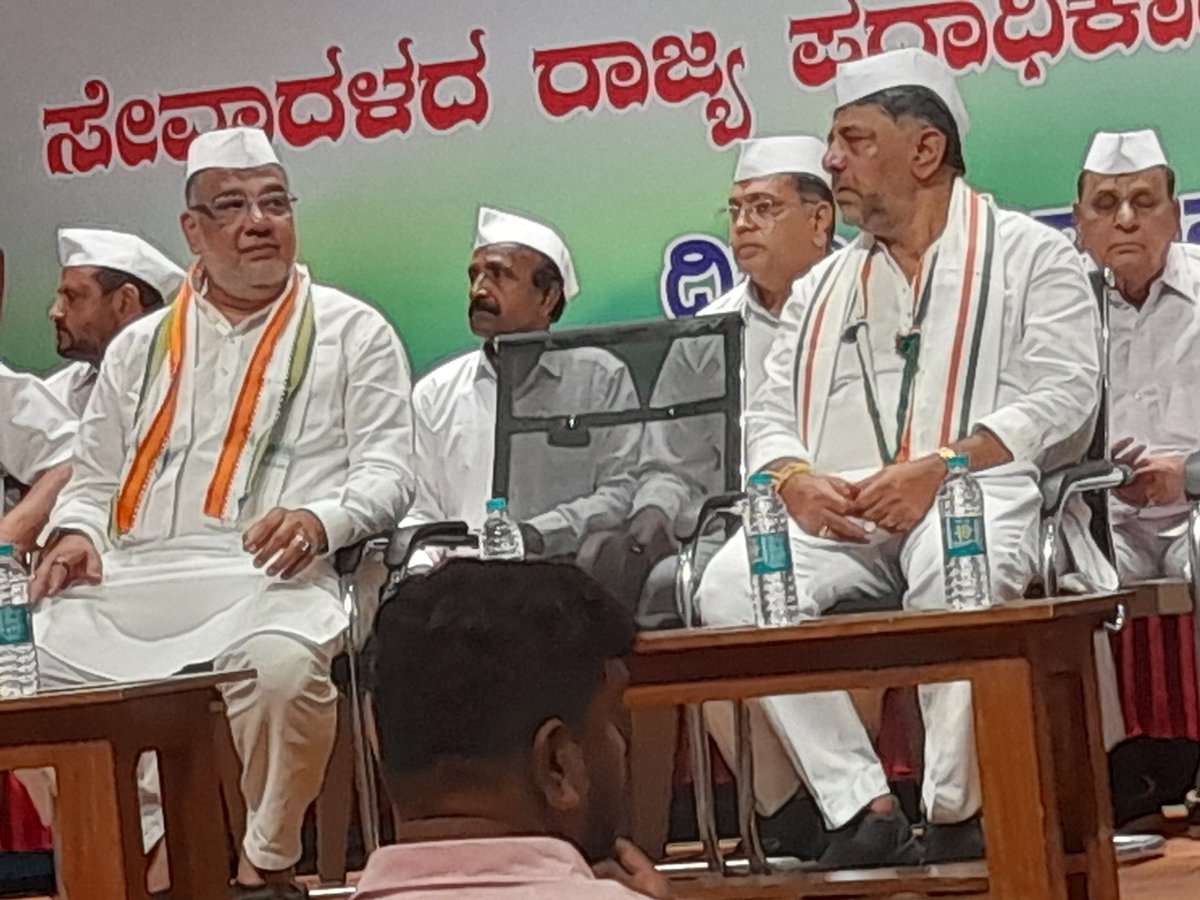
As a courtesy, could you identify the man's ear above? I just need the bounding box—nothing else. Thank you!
[530,718,588,814]
[812,201,835,250]
[180,210,204,256]
[112,282,143,324]
[911,125,948,182]
[540,282,563,318]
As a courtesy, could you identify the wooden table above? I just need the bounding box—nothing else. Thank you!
[626,595,1127,900]
[0,671,252,899]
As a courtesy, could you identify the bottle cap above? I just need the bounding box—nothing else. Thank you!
[749,472,774,487]
[0,544,13,558]
[486,497,508,511]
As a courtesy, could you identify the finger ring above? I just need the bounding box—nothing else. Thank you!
[818,525,833,539]
[52,559,69,570]
[291,534,312,553]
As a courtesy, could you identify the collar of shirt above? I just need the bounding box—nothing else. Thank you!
[1112,242,1199,313]
[194,285,282,337]
[354,836,604,896]
[472,345,567,386]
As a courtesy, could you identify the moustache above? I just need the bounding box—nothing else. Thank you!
[469,297,499,316]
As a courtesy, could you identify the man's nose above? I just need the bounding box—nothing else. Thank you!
[48,297,63,321]
[1115,200,1138,230]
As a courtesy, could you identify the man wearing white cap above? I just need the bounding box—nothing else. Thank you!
[405,206,639,561]
[24,126,415,896]
[47,227,185,417]
[626,135,836,549]
[697,47,1100,867]
[1076,128,1200,581]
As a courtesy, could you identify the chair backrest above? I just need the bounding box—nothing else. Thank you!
[488,314,745,547]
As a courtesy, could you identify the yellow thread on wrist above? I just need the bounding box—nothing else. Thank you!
[772,461,812,489]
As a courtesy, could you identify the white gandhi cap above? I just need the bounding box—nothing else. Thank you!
[733,136,831,188]
[1082,129,1170,176]
[57,227,186,299]
[474,206,579,301]
[834,47,970,140]
[185,126,281,180]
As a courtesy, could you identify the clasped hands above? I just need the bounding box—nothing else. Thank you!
[777,455,949,543]
[30,506,328,602]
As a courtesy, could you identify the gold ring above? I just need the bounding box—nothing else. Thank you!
[818,525,833,539]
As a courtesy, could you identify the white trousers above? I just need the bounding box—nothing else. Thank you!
[18,633,339,872]
[1112,511,1191,583]
[696,473,1042,828]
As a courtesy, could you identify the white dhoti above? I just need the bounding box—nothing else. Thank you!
[1111,509,1191,583]
[696,472,1042,828]
[23,534,346,870]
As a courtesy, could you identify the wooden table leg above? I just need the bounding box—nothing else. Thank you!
[628,706,678,859]
[968,657,1069,900]
[53,740,130,900]
[158,717,230,899]
[110,744,153,900]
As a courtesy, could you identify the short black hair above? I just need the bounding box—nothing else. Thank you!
[789,173,837,252]
[369,560,636,778]
[1075,164,1177,201]
[532,254,567,323]
[92,266,167,311]
[848,85,966,176]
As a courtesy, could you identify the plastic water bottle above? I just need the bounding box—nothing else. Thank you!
[938,455,992,610]
[480,497,525,561]
[0,544,38,698]
[744,472,801,626]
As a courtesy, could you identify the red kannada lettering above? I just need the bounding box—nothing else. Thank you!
[348,38,417,140]
[417,28,490,132]
[1066,0,1142,56]
[992,0,1068,83]
[789,0,865,88]
[157,86,275,161]
[704,46,753,147]
[532,40,650,117]
[42,79,113,176]
[1144,0,1200,49]
[652,32,723,102]
[115,98,158,168]
[864,1,989,70]
[276,46,346,147]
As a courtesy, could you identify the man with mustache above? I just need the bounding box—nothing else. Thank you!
[406,207,639,563]
[46,228,185,417]
[23,126,415,898]
[1074,129,1199,582]
[695,48,1100,867]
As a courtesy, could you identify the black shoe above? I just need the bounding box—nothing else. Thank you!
[922,815,985,864]
[229,882,308,899]
[757,792,827,861]
[816,805,922,870]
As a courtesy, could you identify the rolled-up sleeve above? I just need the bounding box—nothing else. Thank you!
[972,232,1100,464]
[0,365,78,484]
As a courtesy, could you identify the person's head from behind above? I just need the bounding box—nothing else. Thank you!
[823,48,969,238]
[467,207,579,339]
[51,228,184,365]
[370,559,636,862]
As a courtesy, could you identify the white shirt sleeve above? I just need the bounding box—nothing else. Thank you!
[745,283,812,472]
[0,365,78,485]
[972,231,1102,465]
[301,314,416,550]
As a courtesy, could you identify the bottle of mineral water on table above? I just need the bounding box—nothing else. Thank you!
[744,472,801,627]
[0,543,38,698]
[480,497,526,560]
[938,455,992,610]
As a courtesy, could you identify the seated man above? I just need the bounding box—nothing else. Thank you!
[26,126,414,897]
[407,207,640,561]
[697,48,1100,867]
[1074,128,1200,582]
[47,227,185,417]
[358,559,668,899]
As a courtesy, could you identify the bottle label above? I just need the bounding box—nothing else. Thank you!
[0,605,32,646]
[943,515,987,558]
[749,532,792,575]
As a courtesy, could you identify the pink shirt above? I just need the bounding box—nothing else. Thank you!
[355,836,651,899]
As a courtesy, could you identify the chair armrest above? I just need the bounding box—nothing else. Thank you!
[1184,450,1200,502]
[675,492,745,544]
[333,532,390,576]
[1040,460,1131,518]
[384,521,477,571]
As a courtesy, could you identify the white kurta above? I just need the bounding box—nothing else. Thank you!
[35,280,415,681]
[405,347,641,557]
[43,360,97,420]
[699,183,1101,827]
[1107,242,1200,581]
[0,363,78,483]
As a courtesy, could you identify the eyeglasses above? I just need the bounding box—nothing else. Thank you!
[720,197,818,227]
[189,191,298,225]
